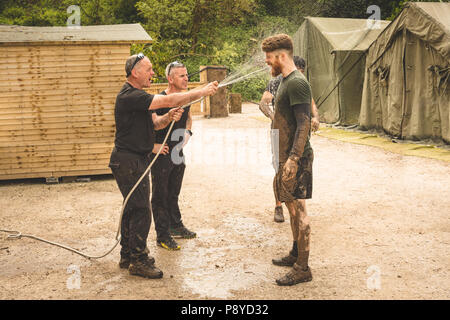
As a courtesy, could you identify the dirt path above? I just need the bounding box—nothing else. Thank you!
[1,104,449,300]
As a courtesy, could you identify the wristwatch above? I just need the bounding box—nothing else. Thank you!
[289,155,300,162]
[186,129,193,136]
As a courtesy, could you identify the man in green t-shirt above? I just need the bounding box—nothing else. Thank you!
[259,56,319,224]
[261,34,313,286]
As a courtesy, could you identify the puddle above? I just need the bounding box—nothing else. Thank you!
[223,215,273,239]
[182,265,262,299]
[180,242,263,299]
[178,219,275,298]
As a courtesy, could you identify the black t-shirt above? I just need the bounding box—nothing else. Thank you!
[114,82,155,155]
[266,74,282,97]
[153,90,190,148]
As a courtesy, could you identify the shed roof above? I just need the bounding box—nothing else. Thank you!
[0,23,152,44]
[306,17,390,51]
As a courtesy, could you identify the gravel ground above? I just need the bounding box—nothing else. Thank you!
[1,104,449,300]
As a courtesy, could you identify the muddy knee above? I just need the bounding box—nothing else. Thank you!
[299,219,310,233]
[296,199,306,212]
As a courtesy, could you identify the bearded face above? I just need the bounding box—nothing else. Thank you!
[270,56,282,77]
[264,51,282,77]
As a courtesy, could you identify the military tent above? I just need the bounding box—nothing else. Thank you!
[359,2,450,143]
[293,17,390,125]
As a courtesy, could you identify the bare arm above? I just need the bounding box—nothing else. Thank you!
[260,91,273,105]
[186,109,192,131]
[182,109,193,148]
[152,113,171,130]
[151,108,184,130]
[259,90,274,120]
[149,81,218,110]
[311,98,319,132]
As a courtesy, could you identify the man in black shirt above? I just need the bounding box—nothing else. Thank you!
[151,61,196,251]
[109,53,218,279]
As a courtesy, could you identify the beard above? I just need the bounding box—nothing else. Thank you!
[270,59,282,77]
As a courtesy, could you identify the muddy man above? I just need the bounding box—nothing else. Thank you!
[262,34,314,285]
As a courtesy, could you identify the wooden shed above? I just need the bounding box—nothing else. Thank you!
[0,24,152,181]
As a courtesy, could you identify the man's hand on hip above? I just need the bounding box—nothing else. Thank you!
[152,143,169,155]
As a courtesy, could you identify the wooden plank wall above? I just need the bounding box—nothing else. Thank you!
[145,82,207,115]
[0,43,129,180]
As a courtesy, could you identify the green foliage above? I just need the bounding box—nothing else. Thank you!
[230,74,269,102]
[0,0,413,100]
[0,0,141,26]
[0,0,66,26]
[134,0,259,82]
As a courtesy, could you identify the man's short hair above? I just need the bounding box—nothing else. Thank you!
[125,53,145,78]
[261,34,293,56]
[165,61,186,78]
[294,56,306,70]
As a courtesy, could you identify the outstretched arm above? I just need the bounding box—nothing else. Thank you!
[149,81,218,110]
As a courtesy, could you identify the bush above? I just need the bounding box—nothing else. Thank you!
[230,74,269,102]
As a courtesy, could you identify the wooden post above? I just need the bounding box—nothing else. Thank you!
[200,66,228,118]
[228,93,242,113]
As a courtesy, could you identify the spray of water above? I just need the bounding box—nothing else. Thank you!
[218,26,293,88]
[216,25,304,89]
[220,49,269,86]
[219,66,269,88]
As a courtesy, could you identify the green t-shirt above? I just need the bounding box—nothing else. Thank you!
[273,69,313,163]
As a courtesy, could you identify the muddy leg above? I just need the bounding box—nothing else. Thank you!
[296,199,310,270]
[285,200,299,241]
[273,175,284,222]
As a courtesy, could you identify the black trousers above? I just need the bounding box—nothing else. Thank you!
[109,148,151,262]
[150,153,186,240]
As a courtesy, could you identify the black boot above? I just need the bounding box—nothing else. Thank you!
[272,241,298,267]
[128,256,163,279]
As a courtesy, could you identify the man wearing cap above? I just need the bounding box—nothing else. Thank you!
[150,61,196,251]
[109,53,218,279]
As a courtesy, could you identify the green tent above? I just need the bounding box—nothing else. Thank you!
[359,2,450,143]
[293,17,389,125]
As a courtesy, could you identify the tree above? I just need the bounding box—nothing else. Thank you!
[0,0,418,99]
[135,0,259,81]
[0,0,66,26]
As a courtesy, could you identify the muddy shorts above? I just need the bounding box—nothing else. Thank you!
[273,150,313,202]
